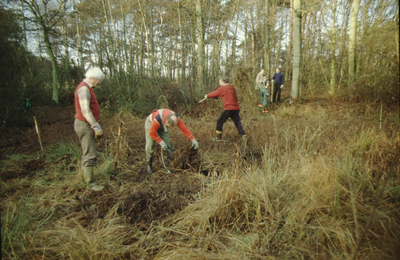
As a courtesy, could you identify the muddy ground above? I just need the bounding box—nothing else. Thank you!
[1,88,399,230]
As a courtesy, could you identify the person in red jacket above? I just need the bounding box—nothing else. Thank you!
[204,76,246,143]
[145,109,199,174]
[74,67,105,191]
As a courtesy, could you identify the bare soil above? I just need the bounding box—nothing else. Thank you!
[1,90,399,231]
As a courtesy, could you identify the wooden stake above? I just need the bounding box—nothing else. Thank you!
[33,116,43,151]
[114,119,125,174]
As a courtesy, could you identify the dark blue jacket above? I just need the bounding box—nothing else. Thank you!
[272,72,284,85]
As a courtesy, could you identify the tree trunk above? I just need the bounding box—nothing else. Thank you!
[121,2,129,76]
[140,23,144,75]
[231,13,239,73]
[190,14,196,90]
[303,12,312,93]
[102,0,118,76]
[61,1,68,58]
[338,2,350,91]
[75,1,83,68]
[196,0,205,92]
[348,0,361,93]
[274,7,284,70]
[329,0,338,95]
[396,10,399,64]
[43,28,59,104]
[149,8,155,78]
[20,0,32,77]
[244,13,248,66]
[174,34,179,80]
[286,0,293,81]
[290,0,301,100]
[356,0,372,77]
[178,0,185,81]
[169,35,173,80]
[250,0,256,78]
[138,0,150,76]
[264,0,270,78]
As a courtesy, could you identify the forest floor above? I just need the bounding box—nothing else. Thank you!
[1,88,399,259]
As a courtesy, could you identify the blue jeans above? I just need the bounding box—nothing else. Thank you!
[259,88,269,107]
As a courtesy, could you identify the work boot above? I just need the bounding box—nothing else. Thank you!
[82,166,104,191]
[213,130,223,141]
[146,155,153,174]
[88,181,105,191]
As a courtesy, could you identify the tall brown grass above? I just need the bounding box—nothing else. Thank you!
[1,98,399,259]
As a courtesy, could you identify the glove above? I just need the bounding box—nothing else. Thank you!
[160,140,168,150]
[95,130,103,139]
[191,139,199,150]
[92,123,103,139]
[280,85,283,89]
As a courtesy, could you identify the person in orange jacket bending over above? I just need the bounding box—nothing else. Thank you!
[145,109,199,174]
[204,76,246,144]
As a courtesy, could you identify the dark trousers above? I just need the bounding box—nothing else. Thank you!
[216,110,245,135]
[273,84,281,102]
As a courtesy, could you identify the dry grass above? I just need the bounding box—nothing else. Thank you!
[1,97,399,259]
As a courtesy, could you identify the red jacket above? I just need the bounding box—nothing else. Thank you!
[74,81,100,122]
[207,84,240,110]
[148,109,194,143]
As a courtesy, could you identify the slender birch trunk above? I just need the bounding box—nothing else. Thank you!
[196,0,205,92]
[75,1,83,68]
[338,2,350,91]
[178,0,185,81]
[20,0,32,77]
[274,8,284,70]
[348,0,361,93]
[190,14,196,89]
[140,23,144,75]
[244,13,248,66]
[232,13,239,72]
[264,0,270,78]
[356,0,372,77]
[329,0,338,95]
[43,28,59,104]
[286,0,293,81]
[250,0,256,78]
[291,0,301,100]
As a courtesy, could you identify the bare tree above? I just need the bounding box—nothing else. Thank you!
[22,0,69,104]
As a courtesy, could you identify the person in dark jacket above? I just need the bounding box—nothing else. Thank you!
[272,68,284,102]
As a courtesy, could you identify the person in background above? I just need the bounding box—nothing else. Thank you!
[145,109,199,174]
[254,69,265,107]
[203,76,246,145]
[272,68,284,102]
[74,67,105,191]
